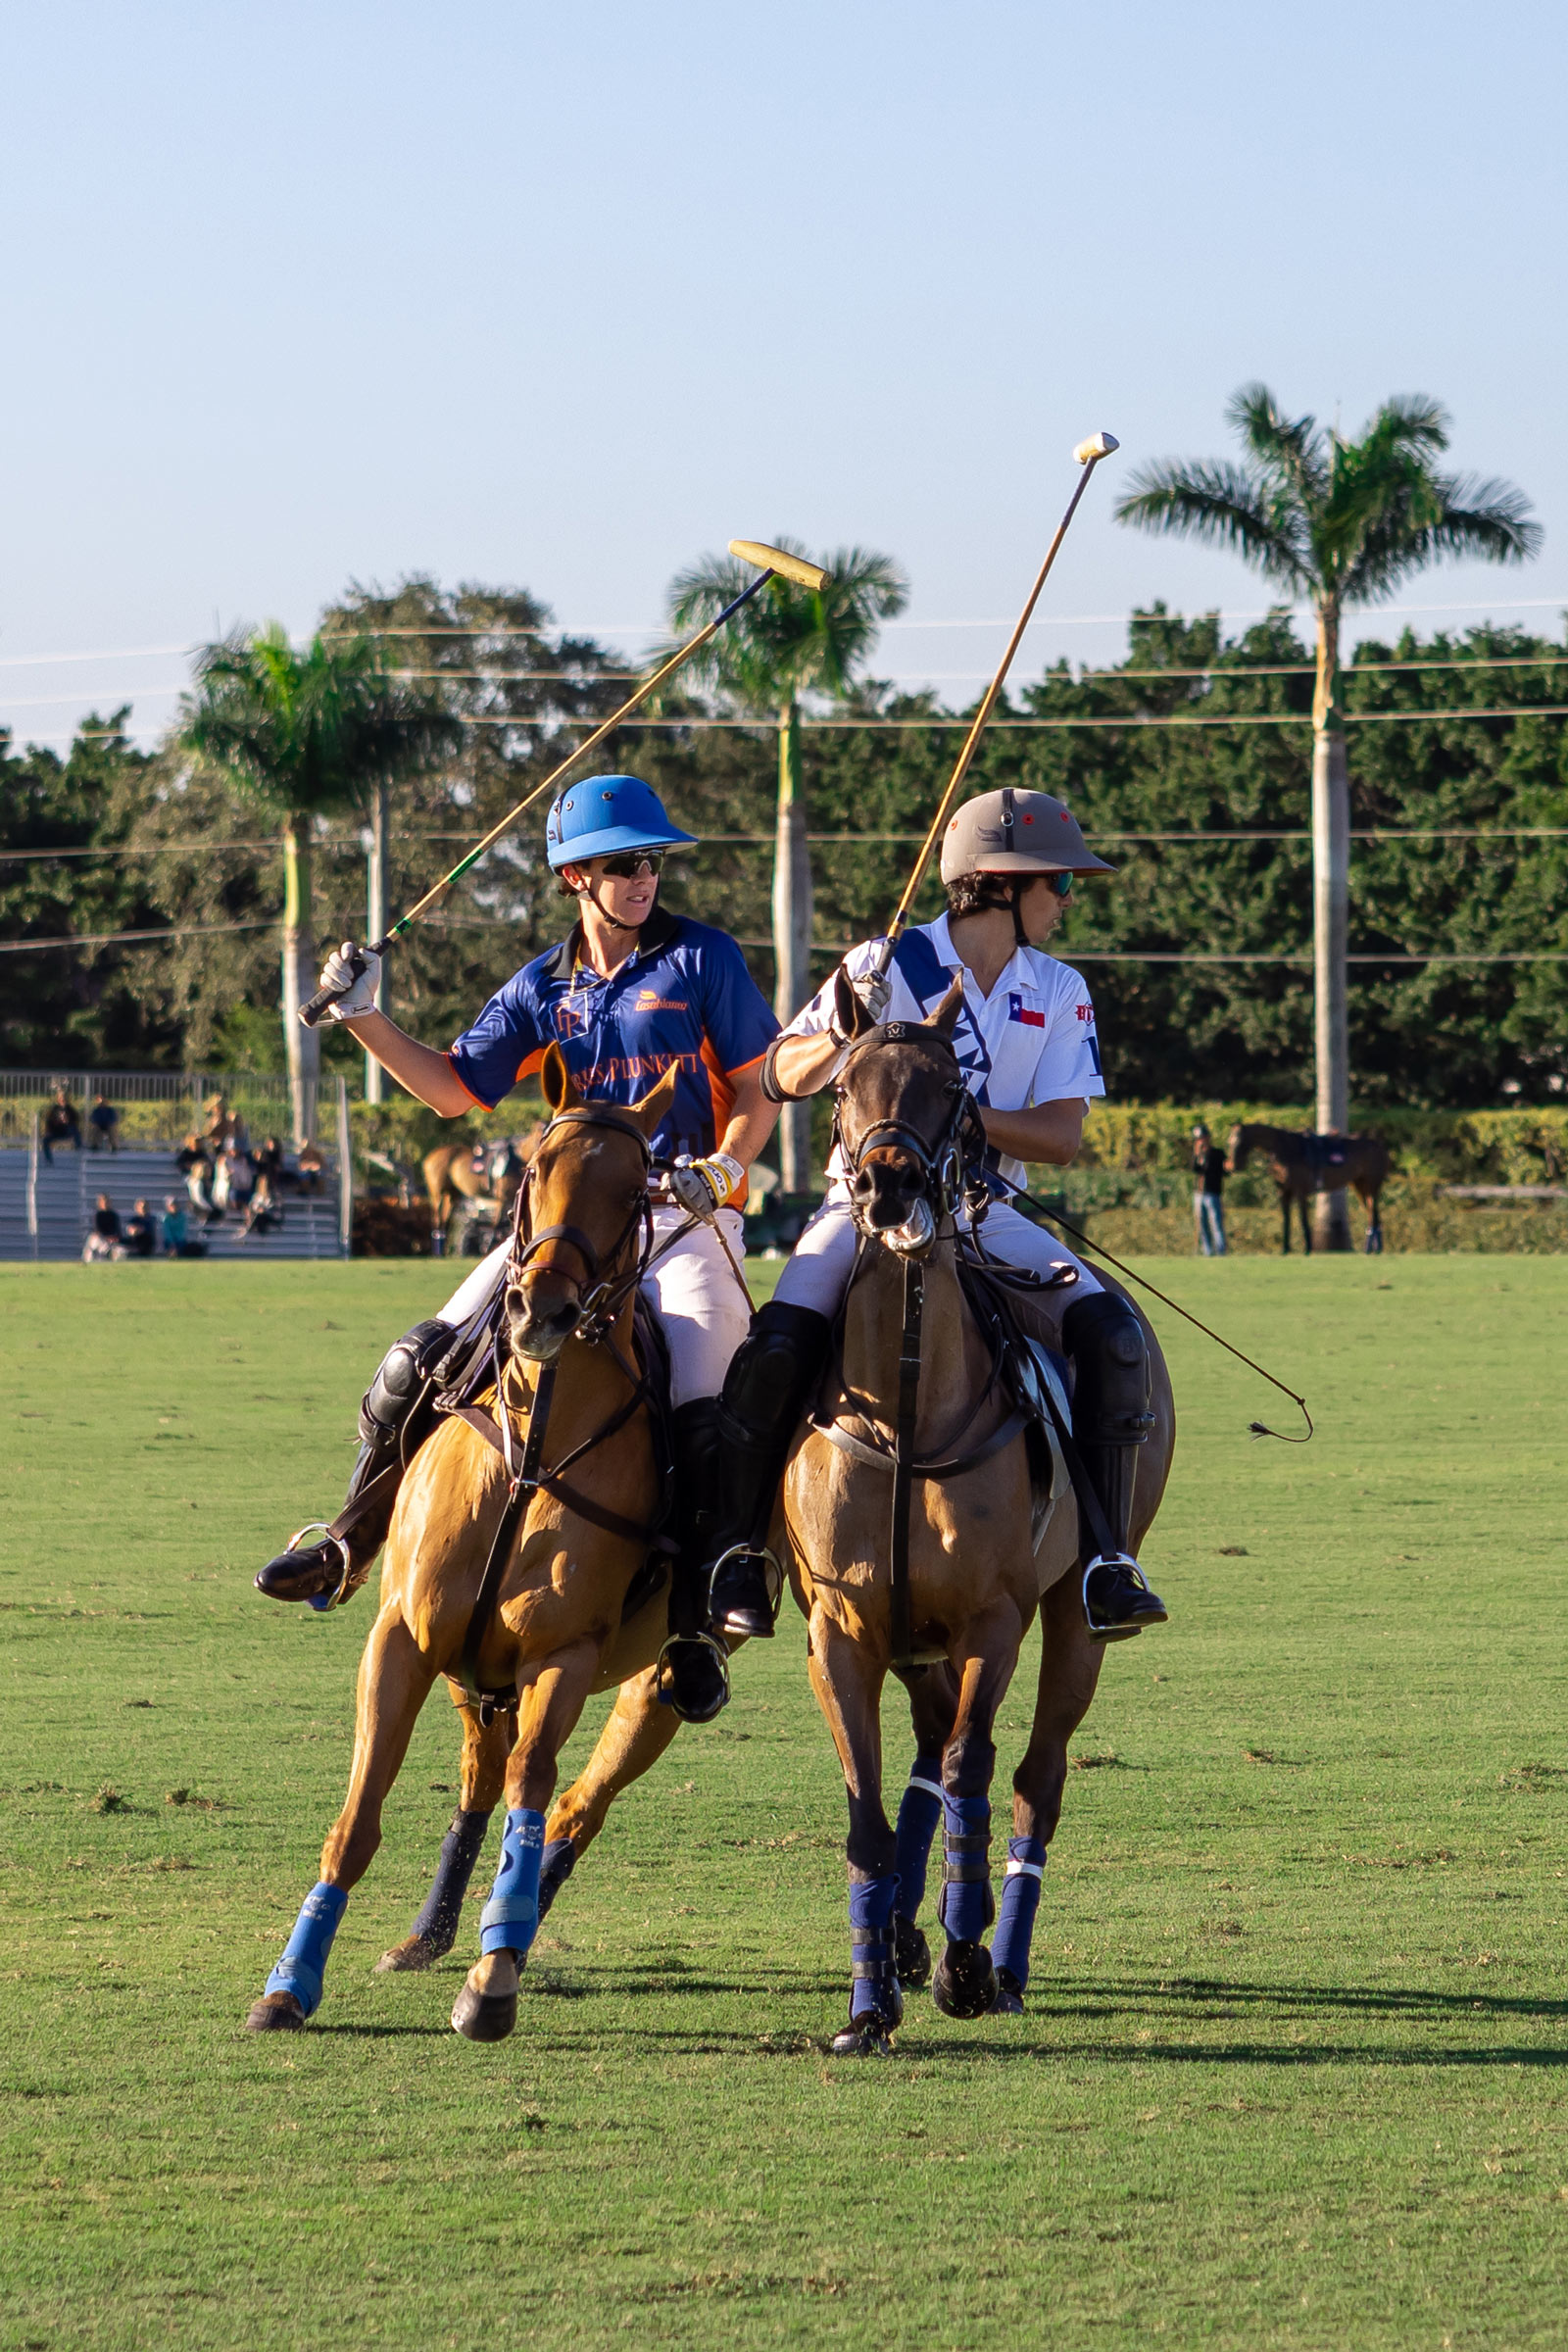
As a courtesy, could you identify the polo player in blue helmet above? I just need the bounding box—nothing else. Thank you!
[685,785,1168,1651]
[255,775,782,1722]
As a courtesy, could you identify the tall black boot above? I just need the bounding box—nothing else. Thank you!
[655,1397,731,1724]
[707,1301,832,1638]
[1061,1292,1167,1642]
[256,1320,453,1608]
[654,1304,833,1719]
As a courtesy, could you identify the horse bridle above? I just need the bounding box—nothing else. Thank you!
[832,1023,982,1245]
[508,1104,655,1334]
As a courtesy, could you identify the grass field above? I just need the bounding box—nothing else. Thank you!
[3,1256,1567,2350]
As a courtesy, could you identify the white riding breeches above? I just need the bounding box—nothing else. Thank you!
[771,1189,1102,1319]
[435,1206,752,1411]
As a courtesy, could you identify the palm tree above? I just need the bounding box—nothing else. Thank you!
[181,625,460,1144]
[665,541,907,1189]
[1115,386,1539,1245]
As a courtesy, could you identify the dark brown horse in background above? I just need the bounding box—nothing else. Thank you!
[1227,1122,1390,1254]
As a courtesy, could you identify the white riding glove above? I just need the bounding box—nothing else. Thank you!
[667,1151,745,1219]
[828,961,892,1047]
[318,941,381,1021]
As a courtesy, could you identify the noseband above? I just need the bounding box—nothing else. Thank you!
[833,1023,980,1246]
[508,1105,654,1331]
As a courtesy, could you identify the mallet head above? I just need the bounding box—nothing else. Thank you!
[728,539,830,592]
[1072,431,1120,466]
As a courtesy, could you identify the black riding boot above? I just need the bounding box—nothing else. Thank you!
[655,1303,833,1718]
[256,1320,452,1609]
[656,1398,731,1724]
[1061,1292,1167,1642]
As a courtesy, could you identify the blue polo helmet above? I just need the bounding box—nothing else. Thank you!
[545,774,697,870]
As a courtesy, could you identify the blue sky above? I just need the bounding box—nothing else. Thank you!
[4,0,1566,748]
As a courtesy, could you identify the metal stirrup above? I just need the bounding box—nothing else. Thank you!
[283,1522,355,1610]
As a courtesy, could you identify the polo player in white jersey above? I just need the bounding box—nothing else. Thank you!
[688,786,1168,1645]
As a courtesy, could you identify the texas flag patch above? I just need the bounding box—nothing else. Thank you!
[1007,993,1046,1029]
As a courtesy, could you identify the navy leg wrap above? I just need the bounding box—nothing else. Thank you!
[410,1808,492,1948]
[536,1837,576,1923]
[990,1836,1047,1992]
[848,1870,901,2022]
[893,1754,944,1923]
[937,1792,992,1943]
[265,1881,347,2017]
[479,1806,545,1958]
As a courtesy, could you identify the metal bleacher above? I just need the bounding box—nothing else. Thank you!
[0,1145,344,1262]
[0,1070,351,1262]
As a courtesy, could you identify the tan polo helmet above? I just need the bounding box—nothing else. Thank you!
[939,786,1115,881]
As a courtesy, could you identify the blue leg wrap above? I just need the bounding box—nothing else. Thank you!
[893,1754,944,1923]
[410,1808,492,1947]
[265,1882,348,2017]
[937,1791,992,1943]
[848,1870,901,2022]
[991,1836,1048,1991]
[536,1837,576,1923]
[479,1806,545,1958]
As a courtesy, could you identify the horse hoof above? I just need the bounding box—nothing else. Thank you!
[830,2020,894,2057]
[246,1990,305,2033]
[374,1933,446,1974]
[932,1938,996,2021]
[989,1969,1025,2017]
[451,1983,517,2042]
[894,1914,932,1988]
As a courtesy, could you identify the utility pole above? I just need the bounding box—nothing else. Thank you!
[365,783,387,1106]
[1310,601,1352,1249]
[772,698,813,1192]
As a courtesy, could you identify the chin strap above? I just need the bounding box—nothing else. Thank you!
[578,881,643,934]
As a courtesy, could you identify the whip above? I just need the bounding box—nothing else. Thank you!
[300,540,829,1027]
[871,433,1118,982]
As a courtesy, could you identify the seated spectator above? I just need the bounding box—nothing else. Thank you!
[177,1136,221,1221]
[161,1197,207,1258]
[256,1135,287,1189]
[295,1139,325,1195]
[41,1087,82,1164]
[223,1145,256,1211]
[123,1199,156,1257]
[82,1194,125,1262]
[87,1094,122,1153]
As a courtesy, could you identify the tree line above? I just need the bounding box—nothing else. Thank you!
[3,582,1566,1109]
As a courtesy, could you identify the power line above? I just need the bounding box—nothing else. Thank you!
[6,592,1568,670]
[0,918,276,955]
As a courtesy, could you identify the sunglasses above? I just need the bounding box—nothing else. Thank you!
[599,851,665,879]
[1041,870,1073,899]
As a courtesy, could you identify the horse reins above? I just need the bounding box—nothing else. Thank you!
[826,1027,998,1673]
[454,1104,673,1719]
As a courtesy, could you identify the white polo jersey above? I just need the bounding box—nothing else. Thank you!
[785,912,1105,1194]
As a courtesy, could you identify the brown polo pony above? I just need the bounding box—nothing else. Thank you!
[1227,1121,1390,1253]
[245,1051,683,2037]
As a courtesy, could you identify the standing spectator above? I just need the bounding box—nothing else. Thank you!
[41,1087,82,1164]
[123,1199,156,1257]
[87,1093,122,1153]
[82,1194,125,1261]
[1192,1122,1228,1256]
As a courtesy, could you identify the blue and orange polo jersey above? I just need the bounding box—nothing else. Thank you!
[446,906,777,1162]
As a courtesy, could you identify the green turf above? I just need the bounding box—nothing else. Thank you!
[3,1256,1566,2350]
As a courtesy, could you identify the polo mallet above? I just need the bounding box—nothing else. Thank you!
[299,539,830,1026]
[870,431,1119,981]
